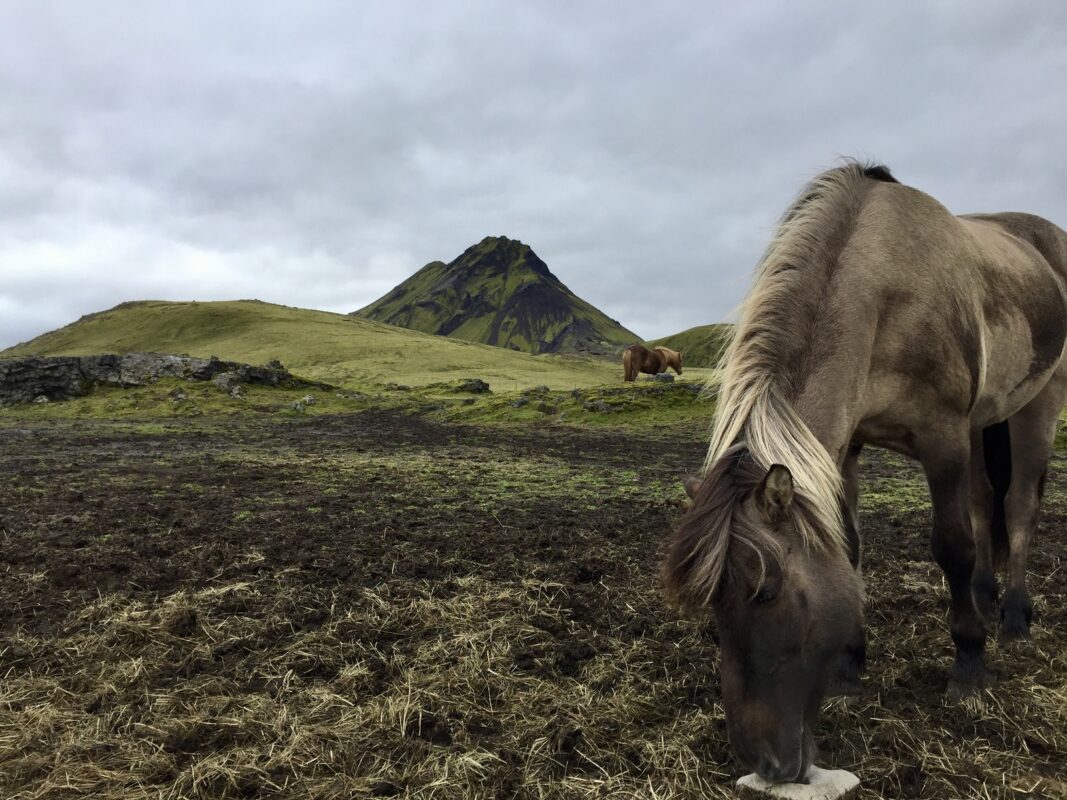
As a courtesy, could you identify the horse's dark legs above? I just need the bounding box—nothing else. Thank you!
[922,440,993,696]
[999,381,1063,640]
[969,427,1001,625]
[827,443,865,698]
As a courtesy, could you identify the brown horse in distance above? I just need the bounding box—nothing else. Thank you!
[622,345,683,381]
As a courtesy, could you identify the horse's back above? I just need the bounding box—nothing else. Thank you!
[846,183,1067,438]
[961,211,1067,282]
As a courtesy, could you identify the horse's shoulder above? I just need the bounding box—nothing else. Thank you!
[961,213,1067,274]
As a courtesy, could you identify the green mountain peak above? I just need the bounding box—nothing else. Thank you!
[354,237,637,356]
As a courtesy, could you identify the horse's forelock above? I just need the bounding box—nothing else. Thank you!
[666,418,850,608]
[664,447,772,607]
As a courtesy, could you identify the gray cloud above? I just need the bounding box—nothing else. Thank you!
[1,1,1065,348]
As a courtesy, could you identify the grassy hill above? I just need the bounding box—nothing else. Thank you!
[2,300,625,390]
[649,323,733,369]
[354,236,639,356]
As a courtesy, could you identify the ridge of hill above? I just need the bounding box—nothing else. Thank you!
[1,300,621,389]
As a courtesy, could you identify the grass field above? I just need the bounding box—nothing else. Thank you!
[1,308,1065,799]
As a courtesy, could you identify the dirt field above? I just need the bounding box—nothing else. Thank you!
[1,412,1065,798]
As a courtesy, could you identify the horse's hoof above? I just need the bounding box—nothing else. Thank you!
[998,619,1032,644]
[827,674,865,698]
[947,660,996,700]
[999,589,1033,643]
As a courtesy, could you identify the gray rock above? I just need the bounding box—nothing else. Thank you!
[0,353,330,407]
[510,396,530,408]
[299,395,316,406]
[33,395,49,404]
[652,372,675,383]
[583,400,615,413]
[212,372,241,394]
[455,378,491,394]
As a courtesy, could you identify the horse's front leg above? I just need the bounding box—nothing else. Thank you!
[922,439,993,697]
[826,442,866,698]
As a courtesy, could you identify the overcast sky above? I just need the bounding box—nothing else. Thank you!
[1,2,1065,348]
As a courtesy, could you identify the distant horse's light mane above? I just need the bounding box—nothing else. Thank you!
[705,164,884,558]
[654,345,681,372]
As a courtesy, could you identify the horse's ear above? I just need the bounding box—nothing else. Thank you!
[757,464,793,523]
[682,475,701,500]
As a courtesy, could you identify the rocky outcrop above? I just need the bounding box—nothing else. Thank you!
[0,353,329,406]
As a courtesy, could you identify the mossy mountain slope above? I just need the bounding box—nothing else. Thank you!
[1,300,621,389]
[354,236,639,356]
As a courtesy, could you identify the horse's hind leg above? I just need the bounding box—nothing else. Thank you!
[969,423,1009,625]
[999,376,1065,640]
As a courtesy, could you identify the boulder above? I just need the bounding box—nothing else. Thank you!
[455,378,491,394]
[212,372,242,395]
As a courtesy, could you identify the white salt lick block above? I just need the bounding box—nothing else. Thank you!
[736,766,860,800]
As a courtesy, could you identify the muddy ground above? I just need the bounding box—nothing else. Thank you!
[0,412,1064,798]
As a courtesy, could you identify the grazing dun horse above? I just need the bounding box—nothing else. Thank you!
[622,344,683,381]
[663,161,1067,783]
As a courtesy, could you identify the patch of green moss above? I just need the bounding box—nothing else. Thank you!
[433,379,715,430]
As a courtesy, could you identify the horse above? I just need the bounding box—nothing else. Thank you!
[622,345,683,381]
[662,161,1067,783]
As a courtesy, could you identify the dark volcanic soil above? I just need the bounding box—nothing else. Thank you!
[0,413,704,634]
[0,412,1064,799]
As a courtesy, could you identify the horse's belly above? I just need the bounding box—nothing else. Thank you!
[970,310,1066,427]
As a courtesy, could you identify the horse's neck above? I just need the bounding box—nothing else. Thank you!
[787,340,871,468]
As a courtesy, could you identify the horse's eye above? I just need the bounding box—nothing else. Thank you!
[753,584,779,605]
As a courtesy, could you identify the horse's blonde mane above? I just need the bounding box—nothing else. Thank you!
[704,163,880,559]
[654,345,681,371]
